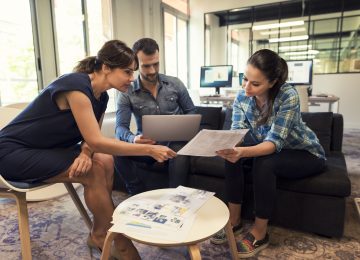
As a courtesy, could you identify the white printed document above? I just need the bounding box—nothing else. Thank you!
[110,186,215,242]
[177,129,249,157]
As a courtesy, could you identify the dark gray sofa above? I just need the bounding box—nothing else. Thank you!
[113,106,351,238]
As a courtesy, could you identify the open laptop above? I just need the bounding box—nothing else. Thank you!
[142,114,202,142]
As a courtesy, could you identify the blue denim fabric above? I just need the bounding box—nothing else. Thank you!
[114,74,196,194]
[114,141,189,195]
[115,74,196,143]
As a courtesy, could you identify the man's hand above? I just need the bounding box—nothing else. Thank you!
[149,145,177,163]
[68,152,93,178]
[216,147,244,163]
[134,135,156,144]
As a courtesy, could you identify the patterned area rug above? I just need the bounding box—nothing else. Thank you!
[1,129,360,260]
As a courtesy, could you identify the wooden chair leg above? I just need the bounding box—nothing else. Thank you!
[100,231,116,260]
[188,244,201,260]
[224,219,238,260]
[14,192,32,260]
[64,183,92,230]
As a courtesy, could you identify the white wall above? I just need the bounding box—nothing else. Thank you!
[111,0,165,72]
[206,14,227,65]
[312,73,360,128]
[189,0,360,129]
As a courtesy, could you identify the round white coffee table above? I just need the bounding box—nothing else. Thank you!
[100,188,238,260]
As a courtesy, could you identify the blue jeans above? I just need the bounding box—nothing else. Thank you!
[114,141,189,195]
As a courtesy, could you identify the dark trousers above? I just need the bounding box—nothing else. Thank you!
[225,149,326,219]
[114,141,189,195]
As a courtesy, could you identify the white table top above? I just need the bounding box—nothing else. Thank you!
[117,188,230,246]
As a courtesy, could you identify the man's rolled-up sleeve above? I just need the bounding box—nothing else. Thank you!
[177,79,197,114]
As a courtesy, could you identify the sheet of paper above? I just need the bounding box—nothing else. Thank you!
[110,186,214,242]
[110,213,196,242]
[177,129,249,157]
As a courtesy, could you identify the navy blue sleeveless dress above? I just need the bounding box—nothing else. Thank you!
[0,73,109,183]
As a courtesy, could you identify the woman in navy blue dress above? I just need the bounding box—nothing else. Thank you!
[0,40,176,259]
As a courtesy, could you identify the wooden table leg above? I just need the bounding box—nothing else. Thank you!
[224,220,238,260]
[100,231,116,260]
[188,244,201,260]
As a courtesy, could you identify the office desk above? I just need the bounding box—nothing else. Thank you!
[308,95,340,113]
[199,96,234,107]
[200,95,340,113]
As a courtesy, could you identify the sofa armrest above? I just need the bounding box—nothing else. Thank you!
[331,113,343,152]
[101,112,116,138]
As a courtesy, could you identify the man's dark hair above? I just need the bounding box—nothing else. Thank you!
[132,38,159,55]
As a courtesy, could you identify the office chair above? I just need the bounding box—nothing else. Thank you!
[0,106,92,260]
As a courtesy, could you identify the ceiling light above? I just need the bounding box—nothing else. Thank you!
[279,44,312,51]
[253,20,304,31]
[230,8,244,12]
[260,27,306,35]
[284,50,319,56]
[269,35,309,43]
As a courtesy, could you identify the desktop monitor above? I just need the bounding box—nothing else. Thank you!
[200,65,233,95]
[286,60,313,85]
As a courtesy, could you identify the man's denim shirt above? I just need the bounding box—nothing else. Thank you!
[116,74,196,143]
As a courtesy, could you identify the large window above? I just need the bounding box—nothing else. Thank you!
[163,1,189,86]
[53,0,86,75]
[0,0,39,106]
[162,0,188,15]
[87,0,110,55]
[86,0,115,111]
[205,0,360,74]
[339,15,360,73]
[0,0,114,109]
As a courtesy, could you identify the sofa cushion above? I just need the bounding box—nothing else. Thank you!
[277,152,350,197]
[331,114,343,151]
[301,112,333,155]
[191,152,350,197]
[196,106,223,130]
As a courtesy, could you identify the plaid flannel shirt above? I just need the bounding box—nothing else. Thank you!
[232,83,325,159]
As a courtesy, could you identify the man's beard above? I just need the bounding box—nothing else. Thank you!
[141,72,158,84]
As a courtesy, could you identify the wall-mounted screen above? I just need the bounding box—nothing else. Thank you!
[200,65,233,95]
[287,60,313,85]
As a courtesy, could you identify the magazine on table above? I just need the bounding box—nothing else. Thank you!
[111,186,215,240]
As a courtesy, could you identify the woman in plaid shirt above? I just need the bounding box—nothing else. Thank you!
[210,49,326,258]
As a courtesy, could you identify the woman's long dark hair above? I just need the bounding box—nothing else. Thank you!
[73,40,138,73]
[247,49,288,126]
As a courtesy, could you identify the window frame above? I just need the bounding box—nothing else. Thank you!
[162,3,190,87]
[205,1,360,75]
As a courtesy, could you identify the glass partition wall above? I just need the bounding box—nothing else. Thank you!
[205,0,360,75]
